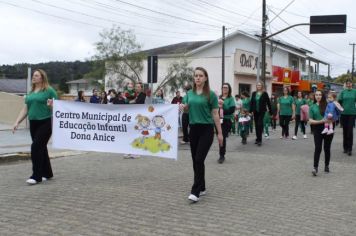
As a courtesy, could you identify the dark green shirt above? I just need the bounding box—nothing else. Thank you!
[309,103,324,121]
[183,90,219,125]
[278,95,294,116]
[242,98,250,111]
[25,87,58,120]
[294,98,306,115]
[222,96,236,119]
[338,88,356,115]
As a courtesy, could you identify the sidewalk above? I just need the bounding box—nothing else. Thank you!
[0,122,85,163]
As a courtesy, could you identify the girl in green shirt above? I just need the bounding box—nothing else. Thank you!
[181,67,223,203]
[277,87,295,139]
[218,83,236,164]
[309,90,333,176]
[293,91,307,140]
[13,69,57,185]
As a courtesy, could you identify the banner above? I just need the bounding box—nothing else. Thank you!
[52,100,179,160]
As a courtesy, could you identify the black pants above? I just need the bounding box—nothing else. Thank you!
[271,116,277,130]
[182,113,190,142]
[219,119,232,157]
[254,111,265,142]
[340,115,355,152]
[189,124,214,197]
[29,118,53,182]
[294,115,306,136]
[312,124,334,168]
[280,115,292,137]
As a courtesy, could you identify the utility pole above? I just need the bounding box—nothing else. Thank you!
[222,25,226,85]
[350,43,355,81]
[261,0,267,88]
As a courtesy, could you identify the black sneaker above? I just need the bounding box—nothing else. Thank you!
[348,151,352,156]
[312,168,318,176]
[324,166,330,173]
[343,149,348,153]
[218,156,225,164]
[257,142,262,146]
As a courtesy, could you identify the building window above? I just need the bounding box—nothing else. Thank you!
[239,83,251,96]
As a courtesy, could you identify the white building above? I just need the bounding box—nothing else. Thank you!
[105,30,328,97]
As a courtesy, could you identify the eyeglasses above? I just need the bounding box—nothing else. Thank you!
[222,87,229,89]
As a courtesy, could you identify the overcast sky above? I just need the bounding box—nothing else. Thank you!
[0,0,355,77]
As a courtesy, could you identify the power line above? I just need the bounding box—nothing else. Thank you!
[0,1,196,40]
[268,7,352,60]
[195,0,261,21]
[267,0,295,25]
[30,0,202,36]
[77,0,220,32]
[158,0,238,27]
[109,0,221,28]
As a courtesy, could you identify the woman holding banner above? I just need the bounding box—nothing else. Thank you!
[13,69,57,185]
[181,67,223,203]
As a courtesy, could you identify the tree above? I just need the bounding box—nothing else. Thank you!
[154,58,194,96]
[93,25,145,89]
[334,71,355,84]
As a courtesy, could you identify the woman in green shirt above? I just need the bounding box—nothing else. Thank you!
[181,67,223,202]
[277,87,295,139]
[293,91,307,140]
[13,69,58,185]
[218,83,236,164]
[338,78,356,156]
[309,90,333,176]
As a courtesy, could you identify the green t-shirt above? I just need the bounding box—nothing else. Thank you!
[278,95,294,116]
[183,90,219,125]
[338,88,356,115]
[294,98,306,115]
[25,87,58,120]
[242,98,251,111]
[306,99,314,107]
[255,92,262,112]
[309,103,324,121]
[222,96,236,119]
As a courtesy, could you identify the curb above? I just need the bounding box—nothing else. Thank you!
[0,151,87,164]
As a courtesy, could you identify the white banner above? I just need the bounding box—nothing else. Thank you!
[52,100,178,160]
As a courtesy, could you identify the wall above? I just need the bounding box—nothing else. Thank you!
[0,92,26,127]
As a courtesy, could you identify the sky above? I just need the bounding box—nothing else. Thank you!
[0,0,355,77]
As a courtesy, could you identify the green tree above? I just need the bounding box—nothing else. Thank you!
[93,25,145,89]
[154,58,194,95]
[334,72,355,84]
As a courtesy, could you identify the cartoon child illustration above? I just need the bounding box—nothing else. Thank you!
[134,114,151,143]
[152,115,171,140]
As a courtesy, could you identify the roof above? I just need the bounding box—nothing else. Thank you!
[66,78,89,84]
[0,79,27,94]
[141,41,212,56]
[187,30,312,56]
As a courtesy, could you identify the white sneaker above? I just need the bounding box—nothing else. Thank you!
[280,136,284,139]
[123,154,131,159]
[130,155,140,159]
[265,135,269,139]
[199,191,207,196]
[26,178,37,185]
[321,128,328,134]
[327,129,334,135]
[264,134,268,137]
[303,134,307,139]
[188,194,199,202]
[42,177,48,181]
[180,141,187,144]
[292,135,297,140]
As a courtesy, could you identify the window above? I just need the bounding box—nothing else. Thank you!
[239,83,251,96]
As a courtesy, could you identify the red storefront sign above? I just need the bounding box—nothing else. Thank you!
[272,66,300,84]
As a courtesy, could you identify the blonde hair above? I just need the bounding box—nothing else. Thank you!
[31,69,50,92]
